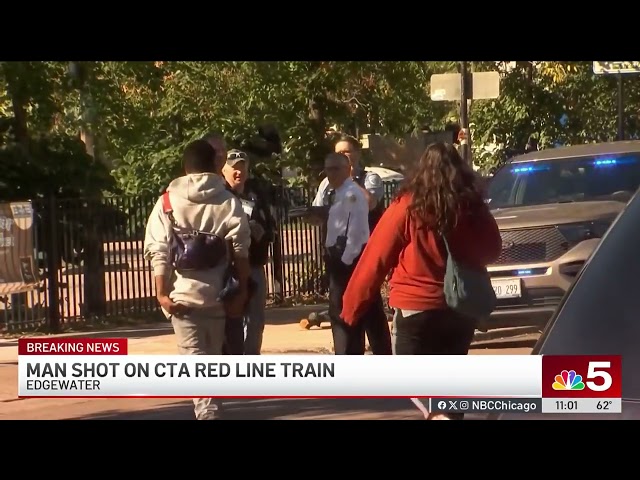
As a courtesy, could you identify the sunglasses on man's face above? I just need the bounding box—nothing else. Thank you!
[227,152,248,161]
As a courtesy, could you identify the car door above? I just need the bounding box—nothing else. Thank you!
[493,187,640,420]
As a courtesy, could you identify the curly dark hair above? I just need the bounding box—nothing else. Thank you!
[396,142,484,234]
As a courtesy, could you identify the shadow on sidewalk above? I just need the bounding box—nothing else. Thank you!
[75,397,423,420]
[0,305,329,347]
[0,324,175,347]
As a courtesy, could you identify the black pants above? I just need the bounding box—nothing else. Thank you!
[221,276,261,355]
[328,263,392,355]
[395,309,476,420]
[394,308,476,355]
[364,294,392,355]
[222,317,244,355]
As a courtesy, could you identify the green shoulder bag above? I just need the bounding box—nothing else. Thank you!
[442,236,497,318]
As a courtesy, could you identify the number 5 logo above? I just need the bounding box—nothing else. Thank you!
[587,361,613,391]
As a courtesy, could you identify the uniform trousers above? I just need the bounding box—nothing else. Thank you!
[327,258,392,355]
[222,266,267,355]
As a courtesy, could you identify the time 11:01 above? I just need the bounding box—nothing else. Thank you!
[556,400,578,410]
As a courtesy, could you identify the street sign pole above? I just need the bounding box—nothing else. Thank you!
[617,74,624,141]
[460,61,471,162]
[593,62,640,141]
[430,67,500,164]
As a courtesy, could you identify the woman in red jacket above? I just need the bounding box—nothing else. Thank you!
[341,143,502,418]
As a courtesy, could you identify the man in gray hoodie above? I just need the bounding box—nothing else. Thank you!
[144,140,251,420]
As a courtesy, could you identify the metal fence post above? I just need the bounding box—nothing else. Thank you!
[45,194,60,332]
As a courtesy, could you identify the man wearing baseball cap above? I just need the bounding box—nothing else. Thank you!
[222,149,276,355]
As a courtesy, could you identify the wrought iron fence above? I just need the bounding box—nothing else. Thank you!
[0,182,400,331]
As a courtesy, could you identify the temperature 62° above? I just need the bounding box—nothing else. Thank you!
[597,400,612,410]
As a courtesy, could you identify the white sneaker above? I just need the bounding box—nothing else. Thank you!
[428,414,451,420]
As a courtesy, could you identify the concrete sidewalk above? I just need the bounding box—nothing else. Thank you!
[0,303,539,363]
[0,305,333,360]
[0,304,538,409]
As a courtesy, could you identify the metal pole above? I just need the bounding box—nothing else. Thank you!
[617,74,624,141]
[460,61,470,162]
[46,194,60,332]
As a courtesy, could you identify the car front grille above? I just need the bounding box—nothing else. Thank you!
[494,227,568,265]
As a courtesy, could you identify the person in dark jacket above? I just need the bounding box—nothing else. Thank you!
[221,149,276,354]
[202,132,245,355]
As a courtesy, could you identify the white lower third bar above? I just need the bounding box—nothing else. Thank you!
[542,398,621,414]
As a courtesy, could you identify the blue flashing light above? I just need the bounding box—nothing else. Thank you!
[593,156,640,167]
[511,165,547,174]
[517,269,532,276]
[593,158,617,167]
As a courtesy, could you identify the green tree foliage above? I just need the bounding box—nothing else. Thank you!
[108,61,457,193]
[0,61,116,200]
[3,60,640,197]
[470,61,640,173]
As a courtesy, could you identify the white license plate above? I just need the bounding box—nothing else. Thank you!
[491,278,522,299]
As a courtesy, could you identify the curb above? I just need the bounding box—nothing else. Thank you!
[472,326,542,343]
[260,348,333,355]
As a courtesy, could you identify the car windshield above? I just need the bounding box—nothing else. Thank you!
[487,153,640,209]
[533,189,640,400]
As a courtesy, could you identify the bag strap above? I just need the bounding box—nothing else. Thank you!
[441,234,453,260]
[162,191,222,243]
[226,239,233,268]
[162,191,178,227]
[162,191,194,235]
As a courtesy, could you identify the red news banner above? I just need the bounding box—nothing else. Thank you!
[541,355,622,413]
[18,338,128,355]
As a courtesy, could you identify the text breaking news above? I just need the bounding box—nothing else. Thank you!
[16,339,622,411]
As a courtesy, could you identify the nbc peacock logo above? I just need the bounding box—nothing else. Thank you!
[552,369,585,391]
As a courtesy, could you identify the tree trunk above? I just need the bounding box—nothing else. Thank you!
[73,65,108,318]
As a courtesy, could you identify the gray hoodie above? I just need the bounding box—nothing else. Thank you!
[143,173,251,310]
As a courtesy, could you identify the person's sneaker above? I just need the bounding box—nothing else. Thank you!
[429,414,451,420]
[197,414,220,420]
[425,413,452,420]
[195,403,223,420]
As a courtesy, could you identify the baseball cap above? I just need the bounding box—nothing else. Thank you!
[226,149,249,167]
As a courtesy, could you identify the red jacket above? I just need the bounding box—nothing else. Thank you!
[341,193,502,326]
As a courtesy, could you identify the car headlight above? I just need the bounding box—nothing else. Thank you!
[557,219,614,245]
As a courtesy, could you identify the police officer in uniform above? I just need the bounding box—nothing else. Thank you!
[318,153,371,354]
[313,135,392,355]
[221,149,276,355]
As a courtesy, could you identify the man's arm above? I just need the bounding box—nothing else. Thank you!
[144,198,187,315]
[306,177,329,225]
[362,172,384,211]
[261,192,277,243]
[341,189,370,266]
[341,198,407,325]
[223,197,252,316]
[224,197,251,284]
[312,177,329,207]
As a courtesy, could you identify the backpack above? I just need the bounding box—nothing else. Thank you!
[161,192,227,272]
[442,236,497,319]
